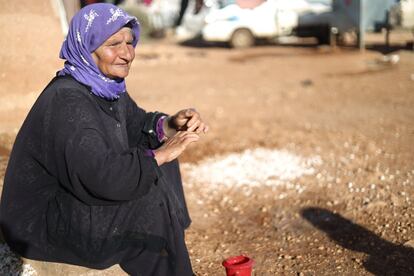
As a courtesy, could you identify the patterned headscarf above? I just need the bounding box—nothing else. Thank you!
[58,3,140,100]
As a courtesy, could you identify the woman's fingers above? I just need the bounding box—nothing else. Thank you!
[172,108,209,134]
[197,122,209,134]
[186,113,209,133]
[156,132,199,164]
[169,131,199,146]
[190,121,209,134]
[187,119,201,132]
[185,111,200,129]
[182,132,200,146]
[194,122,203,134]
[184,108,196,117]
[175,109,196,124]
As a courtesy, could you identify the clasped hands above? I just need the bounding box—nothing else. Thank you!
[154,108,208,166]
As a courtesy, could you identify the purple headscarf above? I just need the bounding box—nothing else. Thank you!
[59,3,140,100]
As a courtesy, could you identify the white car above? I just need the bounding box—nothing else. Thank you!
[202,0,299,48]
[176,0,332,48]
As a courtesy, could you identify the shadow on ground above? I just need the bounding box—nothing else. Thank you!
[366,42,414,55]
[301,207,414,276]
[179,36,230,48]
[179,35,414,57]
[179,37,323,49]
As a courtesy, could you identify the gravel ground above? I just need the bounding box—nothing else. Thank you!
[0,10,413,274]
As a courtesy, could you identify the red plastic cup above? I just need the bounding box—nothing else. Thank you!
[222,255,254,276]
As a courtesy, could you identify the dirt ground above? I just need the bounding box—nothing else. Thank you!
[1,3,414,274]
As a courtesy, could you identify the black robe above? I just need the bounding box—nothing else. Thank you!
[0,75,192,275]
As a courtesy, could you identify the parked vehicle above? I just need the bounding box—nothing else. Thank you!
[294,0,413,45]
[202,1,299,48]
[176,0,412,48]
[176,0,331,48]
[175,0,219,42]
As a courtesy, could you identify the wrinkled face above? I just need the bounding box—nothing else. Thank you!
[92,27,135,79]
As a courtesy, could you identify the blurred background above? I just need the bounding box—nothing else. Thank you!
[0,0,413,275]
[59,0,414,49]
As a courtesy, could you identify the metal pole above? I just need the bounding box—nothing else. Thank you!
[359,0,365,50]
[385,10,391,50]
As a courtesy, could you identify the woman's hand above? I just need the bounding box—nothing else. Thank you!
[163,108,209,138]
[153,131,200,166]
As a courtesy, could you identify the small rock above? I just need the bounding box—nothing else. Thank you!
[365,200,387,210]
[403,240,414,249]
[352,257,362,264]
[391,194,404,206]
[300,79,313,87]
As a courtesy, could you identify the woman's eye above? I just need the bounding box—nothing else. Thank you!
[108,41,132,47]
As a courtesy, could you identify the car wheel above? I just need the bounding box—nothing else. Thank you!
[230,29,255,48]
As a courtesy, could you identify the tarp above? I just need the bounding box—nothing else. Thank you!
[236,0,266,9]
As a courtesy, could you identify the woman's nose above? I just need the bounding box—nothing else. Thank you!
[119,42,133,61]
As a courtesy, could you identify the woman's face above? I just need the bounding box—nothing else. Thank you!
[92,27,135,79]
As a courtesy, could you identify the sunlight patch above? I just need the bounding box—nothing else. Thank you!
[182,148,322,188]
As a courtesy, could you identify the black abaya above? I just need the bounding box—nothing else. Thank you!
[0,75,193,275]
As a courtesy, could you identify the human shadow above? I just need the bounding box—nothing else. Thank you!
[301,207,414,276]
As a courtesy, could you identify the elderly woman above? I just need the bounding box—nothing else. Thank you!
[0,3,207,276]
